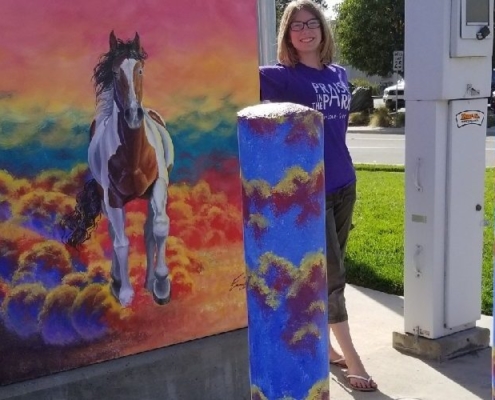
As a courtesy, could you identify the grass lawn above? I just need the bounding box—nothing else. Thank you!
[345,165,494,316]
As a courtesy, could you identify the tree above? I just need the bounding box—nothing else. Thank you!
[275,0,327,27]
[334,0,404,77]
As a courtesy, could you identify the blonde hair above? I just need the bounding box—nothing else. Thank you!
[277,0,334,67]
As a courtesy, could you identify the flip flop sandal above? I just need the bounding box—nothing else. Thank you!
[344,374,378,392]
[329,357,348,369]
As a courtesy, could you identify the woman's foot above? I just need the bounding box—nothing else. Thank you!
[329,322,377,391]
[329,346,347,368]
[345,373,378,392]
[344,364,377,391]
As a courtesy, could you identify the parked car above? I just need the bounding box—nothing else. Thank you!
[489,69,495,111]
[383,80,405,111]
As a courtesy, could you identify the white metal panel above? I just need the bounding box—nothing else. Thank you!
[404,101,450,338]
[451,0,493,56]
[405,0,492,101]
[405,0,449,101]
[444,99,485,328]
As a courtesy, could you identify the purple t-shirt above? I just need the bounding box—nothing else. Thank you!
[259,63,356,194]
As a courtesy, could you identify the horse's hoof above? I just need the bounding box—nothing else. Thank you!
[119,287,134,307]
[153,292,171,305]
[152,277,171,305]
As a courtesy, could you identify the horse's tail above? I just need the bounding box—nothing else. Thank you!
[62,179,102,248]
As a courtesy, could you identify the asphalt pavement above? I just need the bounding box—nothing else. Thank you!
[347,127,495,167]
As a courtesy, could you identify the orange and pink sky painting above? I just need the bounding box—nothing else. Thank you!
[0,0,259,117]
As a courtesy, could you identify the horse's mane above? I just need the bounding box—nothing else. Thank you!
[95,89,114,119]
[93,36,148,99]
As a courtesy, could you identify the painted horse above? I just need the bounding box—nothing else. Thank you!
[64,31,174,307]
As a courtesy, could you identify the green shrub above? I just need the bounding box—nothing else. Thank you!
[350,78,380,96]
[349,112,370,126]
[370,107,392,127]
[487,113,495,128]
[395,112,405,128]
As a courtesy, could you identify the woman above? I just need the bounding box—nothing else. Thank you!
[259,0,377,392]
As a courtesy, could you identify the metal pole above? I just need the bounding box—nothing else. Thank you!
[257,0,277,65]
[395,72,399,125]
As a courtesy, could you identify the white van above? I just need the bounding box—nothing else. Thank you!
[383,80,405,110]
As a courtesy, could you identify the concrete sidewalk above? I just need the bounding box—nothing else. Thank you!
[331,285,492,400]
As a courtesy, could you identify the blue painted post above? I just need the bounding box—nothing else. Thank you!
[237,102,329,400]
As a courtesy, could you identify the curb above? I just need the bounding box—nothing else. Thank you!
[347,126,404,135]
[348,126,495,136]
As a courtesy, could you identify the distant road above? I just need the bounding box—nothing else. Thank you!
[347,133,495,167]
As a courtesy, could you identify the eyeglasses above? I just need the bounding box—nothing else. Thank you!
[290,18,321,32]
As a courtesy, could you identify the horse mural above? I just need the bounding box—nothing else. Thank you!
[64,31,174,307]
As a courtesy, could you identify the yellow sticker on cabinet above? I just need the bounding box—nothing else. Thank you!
[455,110,485,128]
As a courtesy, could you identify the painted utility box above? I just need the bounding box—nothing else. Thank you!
[0,0,258,385]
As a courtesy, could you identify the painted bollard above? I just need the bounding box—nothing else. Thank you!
[237,102,329,400]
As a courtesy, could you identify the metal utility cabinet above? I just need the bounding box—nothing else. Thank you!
[403,0,493,339]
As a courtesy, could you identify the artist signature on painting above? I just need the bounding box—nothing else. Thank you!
[229,273,246,291]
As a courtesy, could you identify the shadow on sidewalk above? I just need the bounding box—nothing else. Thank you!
[423,348,492,400]
[347,284,491,400]
[345,259,404,317]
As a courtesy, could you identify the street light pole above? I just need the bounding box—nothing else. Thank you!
[257,0,277,66]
